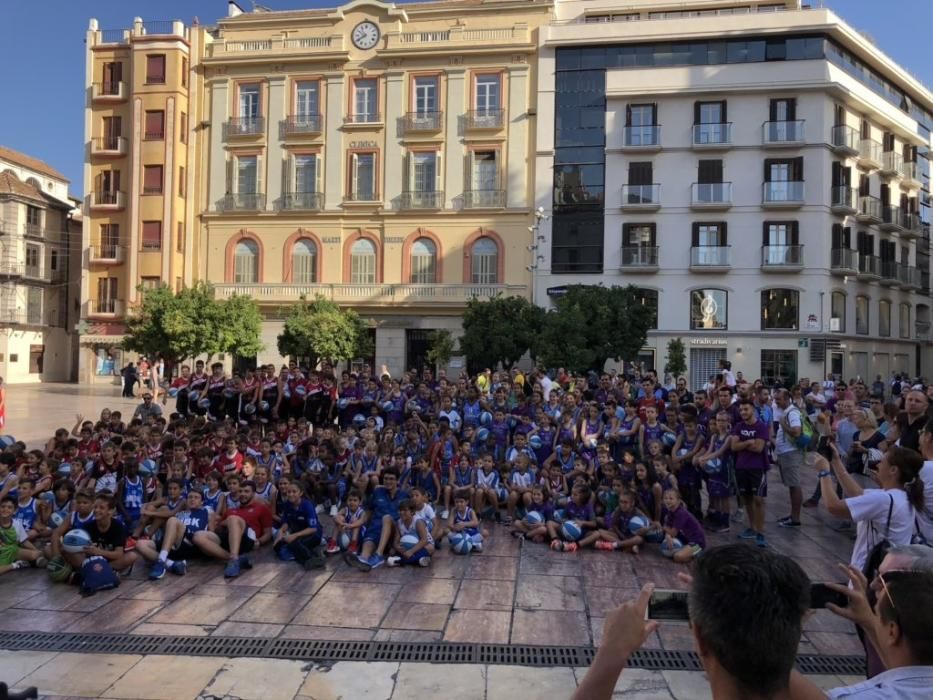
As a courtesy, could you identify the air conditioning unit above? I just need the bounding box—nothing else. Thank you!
[829,317,841,332]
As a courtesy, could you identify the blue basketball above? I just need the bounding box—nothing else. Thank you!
[243,402,257,416]
[406,400,421,414]
[62,528,92,553]
[480,411,492,426]
[139,459,157,477]
[188,390,200,402]
[353,413,366,426]
[57,462,72,476]
[295,385,307,397]
[662,432,677,448]
[223,388,236,399]
[703,457,722,474]
[0,436,15,449]
[561,520,583,542]
[475,428,490,443]
[628,515,649,535]
[449,533,472,555]
[529,435,542,450]
[338,398,350,410]
[39,491,55,504]
[168,387,179,398]
[586,437,598,449]
[661,537,684,558]
[382,401,395,412]
[50,512,65,528]
[339,532,352,551]
[524,511,544,526]
[400,533,420,550]
[198,397,211,409]
[283,387,292,399]
[259,400,270,412]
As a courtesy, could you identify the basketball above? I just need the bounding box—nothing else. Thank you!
[662,432,677,448]
[475,428,490,442]
[56,462,72,476]
[703,457,722,474]
[243,402,256,415]
[168,387,179,398]
[259,400,270,412]
[529,435,542,450]
[223,388,236,399]
[406,400,421,413]
[628,515,649,534]
[449,532,472,555]
[338,398,350,409]
[399,533,420,550]
[139,459,157,477]
[46,556,73,583]
[586,437,598,449]
[553,508,567,523]
[198,397,211,409]
[661,537,684,558]
[382,401,395,412]
[0,436,15,449]
[50,512,65,528]
[339,532,352,550]
[295,385,307,397]
[188,390,200,402]
[524,511,544,526]
[480,411,492,426]
[62,529,92,553]
[353,413,366,426]
[561,520,583,541]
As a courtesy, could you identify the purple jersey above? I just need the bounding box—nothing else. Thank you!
[490,420,510,446]
[731,419,770,471]
[564,500,594,524]
[663,504,706,547]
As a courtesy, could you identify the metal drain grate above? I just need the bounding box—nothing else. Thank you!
[0,631,866,674]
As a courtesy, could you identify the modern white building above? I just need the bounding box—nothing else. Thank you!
[0,146,81,383]
[534,0,933,387]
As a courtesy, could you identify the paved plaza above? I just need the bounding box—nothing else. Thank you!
[0,384,865,699]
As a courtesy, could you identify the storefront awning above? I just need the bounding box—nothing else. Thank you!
[80,335,125,345]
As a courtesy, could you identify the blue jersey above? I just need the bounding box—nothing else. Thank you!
[254,482,274,502]
[451,465,475,488]
[202,488,223,513]
[462,400,482,428]
[415,470,438,501]
[122,476,144,518]
[0,474,17,500]
[53,498,72,521]
[368,486,409,520]
[282,498,320,535]
[490,420,510,446]
[14,498,38,531]
[176,507,210,539]
[476,469,499,489]
[70,511,95,529]
[452,507,479,536]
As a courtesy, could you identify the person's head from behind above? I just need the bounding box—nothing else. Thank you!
[871,545,933,666]
[689,544,809,698]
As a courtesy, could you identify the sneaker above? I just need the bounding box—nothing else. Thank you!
[325,538,340,555]
[731,508,746,524]
[472,542,483,553]
[277,546,296,562]
[329,505,339,518]
[348,541,359,554]
[367,554,385,569]
[737,527,757,540]
[778,519,802,528]
[440,510,449,520]
[170,560,188,576]
[149,560,167,580]
[802,499,819,509]
[304,548,327,570]
[714,524,731,534]
[510,530,525,539]
[594,541,616,551]
[563,542,579,553]
[345,551,371,571]
[386,556,402,568]
[34,556,48,569]
[756,533,768,548]
[124,537,138,552]
[10,560,27,571]
[224,559,241,578]
[239,555,253,570]
[418,556,432,567]
[550,539,564,551]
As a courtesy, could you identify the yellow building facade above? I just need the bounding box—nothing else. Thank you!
[81,0,551,380]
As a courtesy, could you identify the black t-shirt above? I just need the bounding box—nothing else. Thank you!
[85,518,128,552]
[895,412,925,451]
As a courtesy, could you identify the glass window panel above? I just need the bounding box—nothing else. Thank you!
[295,81,319,117]
[856,296,870,335]
[471,237,498,284]
[292,239,317,284]
[234,240,258,284]
[237,156,257,193]
[295,155,317,193]
[879,300,891,337]
[690,289,727,330]
[354,79,377,118]
[355,153,375,199]
[761,289,799,330]
[414,76,438,114]
[239,85,260,118]
[475,74,500,111]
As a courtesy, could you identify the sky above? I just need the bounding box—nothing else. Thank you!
[1,0,931,195]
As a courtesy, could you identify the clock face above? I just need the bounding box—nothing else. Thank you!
[351,21,380,50]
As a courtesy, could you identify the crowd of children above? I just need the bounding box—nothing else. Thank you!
[0,361,796,589]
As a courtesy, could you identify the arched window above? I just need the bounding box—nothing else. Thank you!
[831,291,846,333]
[350,238,376,284]
[879,300,891,337]
[470,236,498,284]
[855,295,869,335]
[233,240,258,283]
[899,302,911,340]
[292,239,318,284]
[410,238,436,283]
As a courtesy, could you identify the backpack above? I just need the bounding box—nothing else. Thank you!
[788,407,815,450]
[79,555,120,596]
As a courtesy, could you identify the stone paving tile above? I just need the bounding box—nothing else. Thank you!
[65,581,145,613]
[586,585,643,617]
[372,629,444,642]
[116,577,200,601]
[380,602,450,631]
[148,592,253,625]
[806,631,866,656]
[13,585,87,611]
[261,567,333,594]
[573,666,675,698]
[453,579,515,610]
[519,551,582,576]
[65,598,163,634]
[514,574,585,611]
[391,663,486,699]
[396,578,460,605]
[804,608,859,634]
[443,609,511,643]
[201,657,308,700]
[211,621,285,637]
[292,581,401,627]
[0,585,61,612]
[130,623,210,637]
[480,535,521,557]
[511,609,590,646]
[420,555,471,579]
[17,652,141,697]
[229,592,310,624]
[486,665,577,699]
[102,654,226,700]
[279,624,375,641]
[0,608,84,632]
[298,661,398,700]
[0,650,60,686]
[461,555,518,581]
[657,624,697,651]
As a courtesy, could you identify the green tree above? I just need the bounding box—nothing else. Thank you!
[664,338,687,378]
[459,295,540,373]
[277,296,368,367]
[123,282,262,364]
[426,329,455,370]
[537,285,654,374]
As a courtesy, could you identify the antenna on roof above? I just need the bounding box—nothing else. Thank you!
[251,1,274,11]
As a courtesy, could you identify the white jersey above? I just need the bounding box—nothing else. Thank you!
[476,469,499,489]
[397,517,433,545]
[413,503,436,532]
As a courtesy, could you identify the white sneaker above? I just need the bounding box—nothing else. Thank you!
[329,505,338,518]
[472,542,483,553]
[315,504,325,514]
[386,556,402,568]
[418,556,432,567]
[440,510,449,520]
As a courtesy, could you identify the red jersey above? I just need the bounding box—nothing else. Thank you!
[636,397,666,424]
[212,451,243,475]
[224,499,273,539]
[170,376,189,390]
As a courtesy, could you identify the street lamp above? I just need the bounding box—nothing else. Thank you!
[527,207,548,306]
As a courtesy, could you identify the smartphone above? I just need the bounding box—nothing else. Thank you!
[647,589,690,621]
[816,435,834,460]
[810,583,848,609]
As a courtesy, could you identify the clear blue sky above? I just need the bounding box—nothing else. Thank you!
[1,0,931,195]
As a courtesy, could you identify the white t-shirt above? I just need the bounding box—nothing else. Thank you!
[775,406,802,455]
[845,488,915,572]
[721,369,736,387]
[916,461,933,543]
[828,665,933,699]
[2,520,27,544]
[540,375,553,401]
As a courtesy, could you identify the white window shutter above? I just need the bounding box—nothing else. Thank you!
[315,154,322,194]
[284,154,292,196]
[256,154,264,195]
[435,153,442,194]
[225,158,233,194]
[351,153,359,197]
[406,152,414,193]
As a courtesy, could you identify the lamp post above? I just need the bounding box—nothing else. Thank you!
[527,207,548,307]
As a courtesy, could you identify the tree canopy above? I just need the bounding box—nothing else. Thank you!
[459,295,542,373]
[123,282,263,364]
[536,285,654,374]
[277,296,369,367]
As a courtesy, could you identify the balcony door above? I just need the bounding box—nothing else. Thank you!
[413,76,438,116]
[97,277,118,313]
[475,74,500,115]
[764,221,798,264]
[237,156,257,195]
[239,85,260,120]
[295,81,319,120]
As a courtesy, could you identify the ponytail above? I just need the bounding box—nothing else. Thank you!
[906,477,926,512]
[888,446,926,511]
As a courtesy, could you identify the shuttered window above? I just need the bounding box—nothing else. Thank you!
[292,239,317,284]
[350,239,377,284]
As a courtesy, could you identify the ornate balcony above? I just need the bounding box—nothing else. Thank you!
[213,283,527,306]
